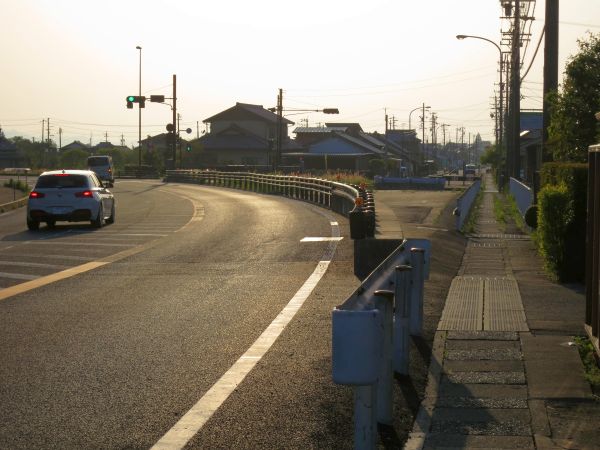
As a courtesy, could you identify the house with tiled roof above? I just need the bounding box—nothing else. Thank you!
[61,140,90,152]
[197,102,299,168]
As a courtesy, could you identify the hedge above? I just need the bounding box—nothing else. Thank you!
[538,162,587,282]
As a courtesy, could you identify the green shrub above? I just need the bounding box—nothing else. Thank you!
[537,184,574,281]
[538,163,588,282]
[368,159,386,177]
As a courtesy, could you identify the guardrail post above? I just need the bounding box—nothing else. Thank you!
[373,290,394,425]
[354,385,377,450]
[409,248,425,336]
[394,265,412,375]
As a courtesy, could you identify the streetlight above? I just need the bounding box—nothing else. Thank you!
[136,45,142,167]
[456,34,503,154]
[409,105,429,130]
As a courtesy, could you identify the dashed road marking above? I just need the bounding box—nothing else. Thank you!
[300,237,344,242]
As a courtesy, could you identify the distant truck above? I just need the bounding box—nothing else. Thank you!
[87,155,114,187]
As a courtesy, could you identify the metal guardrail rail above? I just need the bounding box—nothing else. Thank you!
[0,196,28,213]
[332,238,431,449]
[165,170,360,217]
[585,144,600,357]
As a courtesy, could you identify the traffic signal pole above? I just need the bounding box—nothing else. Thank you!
[172,74,177,169]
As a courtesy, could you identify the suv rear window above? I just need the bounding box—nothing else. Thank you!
[87,157,110,167]
[36,175,89,188]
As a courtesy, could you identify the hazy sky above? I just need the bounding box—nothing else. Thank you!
[2,0,599,147]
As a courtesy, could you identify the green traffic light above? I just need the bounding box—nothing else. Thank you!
[127,96,136,102]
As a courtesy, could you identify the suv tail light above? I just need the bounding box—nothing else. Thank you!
[75,190,93,198]
[29,191,45,199]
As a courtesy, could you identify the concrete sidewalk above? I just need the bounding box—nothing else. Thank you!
[374,175,600,449]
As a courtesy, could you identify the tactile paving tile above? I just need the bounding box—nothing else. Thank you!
[438,277,484,330]
[485,277,529,331]
[438,277,529,332]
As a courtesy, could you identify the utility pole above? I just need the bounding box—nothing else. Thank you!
[172,74,177,169]
[47,118,50,146]
[197,121,200,139]
[459,127,465,161]
[542,0,558,164]
[121,134,125,147]
[105,131,108,143]
[59,128,62,151]
[41,119,45,143]
[276,88,283,172]
[441,123,448,146]
[421,103,427,173]
[385,108,388,137]
[509,0,521,179]
[177,113,182,167]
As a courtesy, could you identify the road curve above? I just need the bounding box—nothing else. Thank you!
[0,180,359,449]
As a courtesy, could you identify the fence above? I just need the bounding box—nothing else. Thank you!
[332,238,430,450]
[453,179,481,230]
[585,144,600,357]
[374,176,446,190]
[165,170,360,217]
[509,177,534,217]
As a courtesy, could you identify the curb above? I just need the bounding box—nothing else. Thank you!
[0,196,27,213]
[404,329,447,450]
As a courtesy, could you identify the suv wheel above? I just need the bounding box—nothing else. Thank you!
[27,219,40,231]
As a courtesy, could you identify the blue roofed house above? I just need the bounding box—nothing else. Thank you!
[289,123,416,174]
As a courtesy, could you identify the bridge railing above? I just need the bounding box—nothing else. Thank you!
[332,239,431,449]
[165,170,360,217]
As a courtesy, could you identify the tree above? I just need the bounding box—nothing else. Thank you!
[10,136,58,169]
[480,144,504,170]
[547,32,600,162]
[59,148,88,169]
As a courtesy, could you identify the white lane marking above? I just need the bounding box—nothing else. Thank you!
[300,237,344,242]
[0,272,39,281]
[416,226,449,232]
[152,219,341,450]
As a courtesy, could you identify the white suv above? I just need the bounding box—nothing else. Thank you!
[27,169,115,230]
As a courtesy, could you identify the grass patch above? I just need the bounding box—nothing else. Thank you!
[491,193,527,233]
[493,195,506,226]
[574,336,600,395]
[3,179,30,193]
[506,194,526,230]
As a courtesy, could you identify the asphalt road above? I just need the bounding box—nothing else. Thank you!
[0,180,360,449]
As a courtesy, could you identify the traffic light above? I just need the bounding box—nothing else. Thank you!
[186,143,192,152]
[125,96,146,108]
